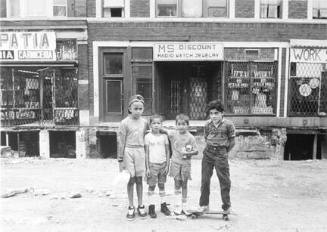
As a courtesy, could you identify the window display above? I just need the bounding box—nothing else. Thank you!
[225,62,277,115]
[0,67,78,126]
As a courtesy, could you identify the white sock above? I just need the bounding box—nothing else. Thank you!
[159,190,166,204]
[148,191,155,205]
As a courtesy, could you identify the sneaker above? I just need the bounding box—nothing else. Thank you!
[160,202,171,216]
[181,209,192,216]
[126,206,135,219]
[173,205,182,216]
[198,205,209,213]
[137,205,147,217]
[148,204,157,218]
[223,207,231,214]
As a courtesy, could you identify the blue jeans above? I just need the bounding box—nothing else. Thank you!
[199,146,231,211]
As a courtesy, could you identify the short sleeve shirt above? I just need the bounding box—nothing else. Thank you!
[168,130,198,165]
[119,116,148,148]
[145,133,169,164]
[204,119,236,147]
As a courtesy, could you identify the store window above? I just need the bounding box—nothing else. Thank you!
[225,61,277,115]
[156,0,228,17]
[0,67,78,126]
[103,0,125,17]
[53,0,67,16]
[207,0,228,17]
[260,0,282,18]
[5,0,67,17]
[289,62,327,116]
[313,0,327,19]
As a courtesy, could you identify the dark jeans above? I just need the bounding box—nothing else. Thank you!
[199,146,231,211]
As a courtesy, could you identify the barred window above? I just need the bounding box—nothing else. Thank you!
[289,62,327,116]
[225,61,277,115]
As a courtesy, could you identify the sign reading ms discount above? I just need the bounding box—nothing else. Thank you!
[154,42,224,61]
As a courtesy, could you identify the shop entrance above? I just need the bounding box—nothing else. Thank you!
[156,62,222,120]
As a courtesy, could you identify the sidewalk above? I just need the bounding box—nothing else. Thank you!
[1,158,327,232]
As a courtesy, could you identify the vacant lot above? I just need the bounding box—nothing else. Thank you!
[1,158,327,232]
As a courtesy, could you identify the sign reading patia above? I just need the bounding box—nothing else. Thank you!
[0,31,56,61]
[154,42,224,61]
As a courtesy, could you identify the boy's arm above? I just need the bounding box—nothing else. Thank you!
[145,144,150,173]
[204,121,209,142]
[164,135,170,166]
[227,123,236,153]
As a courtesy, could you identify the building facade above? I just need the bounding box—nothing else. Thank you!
[1,0,327,160]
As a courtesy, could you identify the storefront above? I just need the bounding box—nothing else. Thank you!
[0,31,79,158]
[289,39,327,117]
[0,31,79,127]
[95,42,280,121]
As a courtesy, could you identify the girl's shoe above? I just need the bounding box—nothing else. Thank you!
[137,205,147,217]
[126,206,135,219]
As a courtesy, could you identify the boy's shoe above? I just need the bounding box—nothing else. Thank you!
[181,209,192,216]
[137,205,147,217]
[173,205,182,216]
[160,202,171,216]
[223,207,231,214]
[198,205,209,213]
[148,204,157,218]
[126,206,135,219]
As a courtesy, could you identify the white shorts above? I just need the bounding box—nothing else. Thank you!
[124,147,146,177]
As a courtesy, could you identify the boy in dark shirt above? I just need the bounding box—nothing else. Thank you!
[198,100,236,215]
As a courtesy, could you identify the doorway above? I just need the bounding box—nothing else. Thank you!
[156,62,222,120]
[284,134,322,160]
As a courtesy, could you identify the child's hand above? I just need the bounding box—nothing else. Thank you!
[118,162,124,172]
[164,165,169,175]
[146,169,151,177]
[182,153,192,159]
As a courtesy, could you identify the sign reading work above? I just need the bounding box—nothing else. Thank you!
[153,42,224,61]
[291,48,327,63]
[0,31,56,61]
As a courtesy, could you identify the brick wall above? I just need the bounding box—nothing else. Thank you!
[87,0,96,17]
[130,0,150,17]
[235,0,255,18]
[87,22,327,117]
[289,0,307,19]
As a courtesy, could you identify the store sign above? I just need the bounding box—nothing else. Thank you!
[0,31,56,61]
[291,48,327,63]
[153,42,223,61]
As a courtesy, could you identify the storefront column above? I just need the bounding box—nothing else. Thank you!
[39,130,50,158]
[76,128,88,159]
[322,135,327,159]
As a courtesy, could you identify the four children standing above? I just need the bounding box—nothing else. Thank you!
[118,95,235,219]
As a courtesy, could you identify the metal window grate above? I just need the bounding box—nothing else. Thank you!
[1,67,78,127]
[225,61,277,115]
[289,62,326,116]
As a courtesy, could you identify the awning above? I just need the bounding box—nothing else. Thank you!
[290,39,327,48]
[0,61,78,67]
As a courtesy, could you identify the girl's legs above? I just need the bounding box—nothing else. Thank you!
[126,177,136,219]
[135,176,147,216]
[127,177,135,208]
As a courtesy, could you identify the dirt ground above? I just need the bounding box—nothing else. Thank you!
[1,157,327,232]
